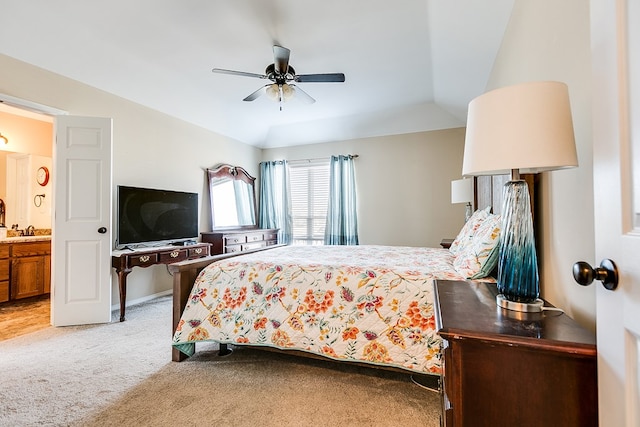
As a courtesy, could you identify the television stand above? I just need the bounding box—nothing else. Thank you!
[111,243,211,321]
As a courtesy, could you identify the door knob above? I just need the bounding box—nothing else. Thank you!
[98,227,107,234]
[572,259,618,290]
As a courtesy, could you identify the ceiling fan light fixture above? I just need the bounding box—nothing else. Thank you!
[266,83,279,100]
[281,84,295,101]
[266,83,295,102]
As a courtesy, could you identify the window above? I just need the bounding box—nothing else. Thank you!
[289,160,330,245]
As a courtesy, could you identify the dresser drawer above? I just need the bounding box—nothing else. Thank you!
[129,252,158,267]
[245,233,264,243]
[263,231,278,241]
[224,245,243,253]
[158,248,188,263]
[224,234,246,245]
[188,246,209,258]
[242,241,265,251]
[0,245,9,259]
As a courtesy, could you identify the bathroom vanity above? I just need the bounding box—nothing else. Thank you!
[0,236,51,302]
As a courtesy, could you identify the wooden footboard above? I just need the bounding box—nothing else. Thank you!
[169,245,286,361]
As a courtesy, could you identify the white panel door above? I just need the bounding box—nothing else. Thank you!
[51,116,113,326]
[591,0,640,424]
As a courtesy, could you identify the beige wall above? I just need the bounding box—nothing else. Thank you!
[0,111,52,216]
[0,54,262,305]
[487,0,595,329]
[263,128,468,248]
[0,111,52,157]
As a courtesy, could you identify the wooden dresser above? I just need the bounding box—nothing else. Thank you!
[434,279,597,427]
[201,228,278,255]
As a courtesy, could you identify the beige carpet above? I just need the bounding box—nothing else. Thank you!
[0,296,441,427]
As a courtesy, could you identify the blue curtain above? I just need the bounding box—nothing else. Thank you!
[324,155,359,245]
[258,161,293,245]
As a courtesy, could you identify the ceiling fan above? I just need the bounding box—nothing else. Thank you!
[212,45,345,109]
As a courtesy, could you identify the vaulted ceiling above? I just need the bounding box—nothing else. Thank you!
[0,0,515,148]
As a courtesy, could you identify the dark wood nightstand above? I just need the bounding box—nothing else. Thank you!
[433,280,597,427]
[439,238,454,249]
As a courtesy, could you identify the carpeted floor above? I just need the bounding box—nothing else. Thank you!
[0,295,441,427]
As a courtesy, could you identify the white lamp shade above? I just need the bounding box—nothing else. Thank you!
[462,81,578,176]
[451,178,474,204]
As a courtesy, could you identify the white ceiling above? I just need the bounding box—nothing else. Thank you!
[0,0,514,148]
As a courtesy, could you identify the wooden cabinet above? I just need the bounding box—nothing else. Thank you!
[434,280,597,427]
[12,256,46,299]
[201,228,279,255]
[0,245,9,302]
[0,240,52,302]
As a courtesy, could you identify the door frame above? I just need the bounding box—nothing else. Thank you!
[0,95,115,325]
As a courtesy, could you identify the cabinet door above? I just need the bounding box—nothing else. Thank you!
[44,254,51,294]
[0,258,10,302]
[11,256,45,300]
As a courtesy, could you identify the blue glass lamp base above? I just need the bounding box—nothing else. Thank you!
[496,294,544,312]
[497,180,540,304]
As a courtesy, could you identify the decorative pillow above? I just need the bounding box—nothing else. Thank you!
[453,213,502,279]
[449,206,491,255]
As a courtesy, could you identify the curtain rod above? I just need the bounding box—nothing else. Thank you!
[288,154,359,163]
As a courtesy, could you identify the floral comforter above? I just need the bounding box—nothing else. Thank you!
[172,245,465,374]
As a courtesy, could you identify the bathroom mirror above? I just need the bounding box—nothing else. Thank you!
[2,152,53,230]
[207,164,257,229]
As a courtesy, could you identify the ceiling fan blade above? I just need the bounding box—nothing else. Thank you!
[243,85,269,101]
[290,85,316,104]
[273,45,291,74]
[295,73,346,83]
[212,68,267,79]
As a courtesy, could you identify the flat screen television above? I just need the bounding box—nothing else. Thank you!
[116,185,198,249]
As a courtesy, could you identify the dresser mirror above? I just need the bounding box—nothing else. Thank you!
[207,164,257,229]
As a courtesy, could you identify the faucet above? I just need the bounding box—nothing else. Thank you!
[25,225,35,236]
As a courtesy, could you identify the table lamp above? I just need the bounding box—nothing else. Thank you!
[451,178,474,222]
[462,81,578,312]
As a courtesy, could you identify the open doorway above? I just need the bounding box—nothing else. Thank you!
[0,102,54,340]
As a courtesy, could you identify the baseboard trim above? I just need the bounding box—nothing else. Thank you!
[111,290,172,311]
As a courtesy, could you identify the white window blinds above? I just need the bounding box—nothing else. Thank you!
[289,159,330,245]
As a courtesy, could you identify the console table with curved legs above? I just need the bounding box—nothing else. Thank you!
[111,243,211,321]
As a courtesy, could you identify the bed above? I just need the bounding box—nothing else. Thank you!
[169,174,536,376]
